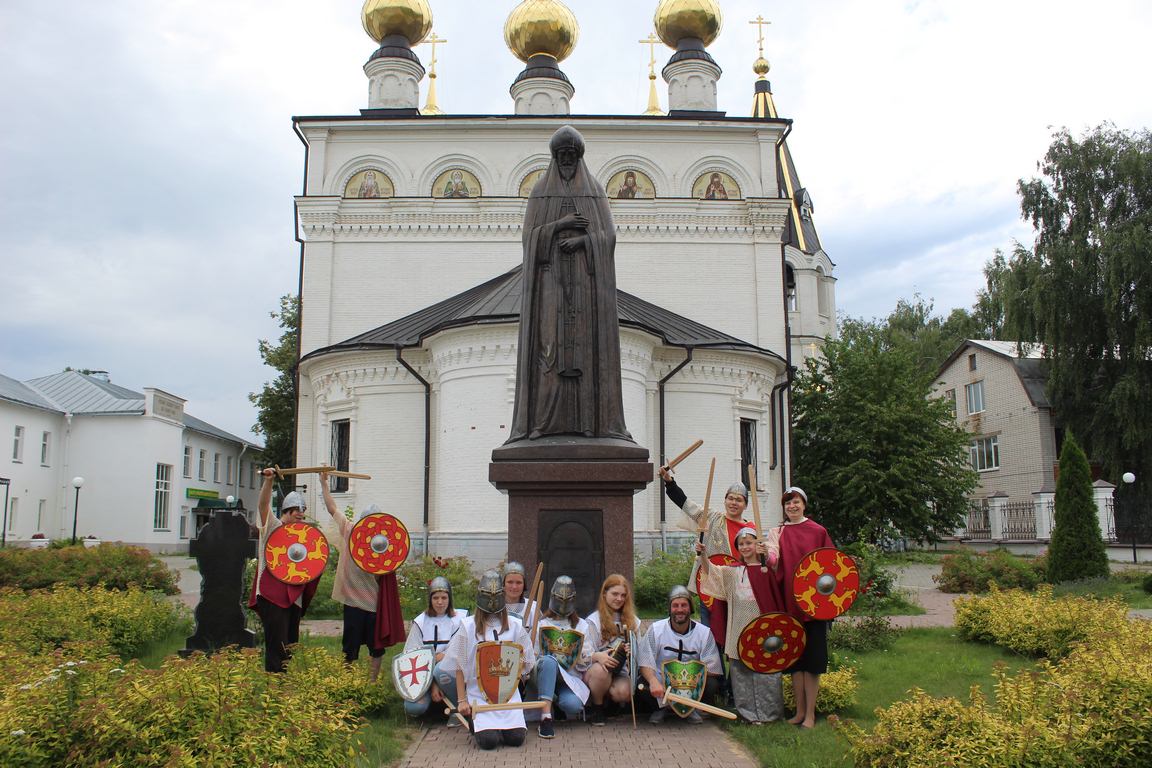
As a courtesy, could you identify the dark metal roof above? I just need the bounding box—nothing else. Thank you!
[300,265,785,365]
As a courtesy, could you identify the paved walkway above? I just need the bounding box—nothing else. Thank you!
[889,562,957,628]
[396,717,759,768]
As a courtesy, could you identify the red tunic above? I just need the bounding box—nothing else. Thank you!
[775,519,834,622]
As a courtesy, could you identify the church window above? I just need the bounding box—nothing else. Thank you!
[740,419,757,489]
[784,264,797,311]
[331,420,351,493]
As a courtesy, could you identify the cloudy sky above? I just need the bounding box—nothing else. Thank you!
[2,0,1149,441]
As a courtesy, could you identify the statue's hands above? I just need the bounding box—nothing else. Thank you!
[559,235,584,253]
[558,212,589,230]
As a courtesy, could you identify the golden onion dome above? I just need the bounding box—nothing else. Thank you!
[504,0,579,63]
[361,0,433,46]
[654,0,722,49]
[753,56,770,76]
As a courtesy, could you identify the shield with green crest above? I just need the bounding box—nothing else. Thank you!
[539,626,584,671]
[661,658,707,718]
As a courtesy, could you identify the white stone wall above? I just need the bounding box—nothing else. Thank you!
[0,401,65,540]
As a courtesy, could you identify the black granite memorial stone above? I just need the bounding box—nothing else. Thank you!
[182,507,257,655]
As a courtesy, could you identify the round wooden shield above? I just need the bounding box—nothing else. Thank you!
[696,553,740,609]
[793,547,860,620]
[265,522,329,584]
[348,512,410,575]
[737,612,806,673]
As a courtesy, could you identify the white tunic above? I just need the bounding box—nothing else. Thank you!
[534,616,592,703]
[638,618,723,677]
[404,611,465,658]
[506,598,538,629]
[441,617,535,733]
[584,610,639,653]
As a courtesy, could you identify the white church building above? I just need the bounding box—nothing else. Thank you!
[292,1,836,565]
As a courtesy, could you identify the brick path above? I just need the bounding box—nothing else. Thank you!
[395,716,759,768]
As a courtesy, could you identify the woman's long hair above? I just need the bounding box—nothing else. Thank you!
[595,573,638,644]
[425,588,455,619]
[473,606,509,639]
[542,607,579,629]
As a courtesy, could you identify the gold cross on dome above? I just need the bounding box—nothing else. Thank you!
[749,15,772,57]
[423,32,447,71]
[639,33,660,77]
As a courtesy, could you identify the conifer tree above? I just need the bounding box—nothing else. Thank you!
[1047,432,1109,582]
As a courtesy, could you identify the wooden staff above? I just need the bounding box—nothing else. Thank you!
[472,700,550,714]
[748,464,767,572]
[659,439,703,476]
[270,465,373,480]
[698,457,716,545]
[529,581,545,644]
[524,561,545,629]
[439,694,470,727]
[663,691,738,720]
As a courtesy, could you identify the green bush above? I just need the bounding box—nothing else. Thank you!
[839,542,902,614]
[0,646,391,768]
[782,664,858,713]
[0,586,183,659]
[1143,573,1152,594]
[395,554,477,618]
[0,544,178,594]
[829,615,899,653]
[935,548,1048,593]
[633,545,696,613]
[1048,432,1109,582]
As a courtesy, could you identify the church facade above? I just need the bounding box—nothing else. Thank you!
[292,1,835,565]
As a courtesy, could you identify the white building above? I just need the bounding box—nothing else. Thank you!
[0,370,261,551]
[292,1,836,564]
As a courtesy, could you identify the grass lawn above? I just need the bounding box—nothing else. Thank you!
[725,627,1036,768]
[1052,573,1152,609]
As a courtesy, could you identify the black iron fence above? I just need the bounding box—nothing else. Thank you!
[1001,501,1037,539]
[964,501,991,540]
[1109,495,1152,546]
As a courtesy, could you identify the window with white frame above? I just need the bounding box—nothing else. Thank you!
[40,432,50,466]
[739,418,757,490]
[179,506,191,539]
[7,497,17,532]
[965,381,985,414]
[226,455,233,485]
[198,449,207,481]
[154,463,172,530]
[944,389,957,418]
[213,453,220,483]
[12,426,24,462]
[330,419,351,493]
[37,499,46,532]
[970,436,1000,471]
[183,446,192,478]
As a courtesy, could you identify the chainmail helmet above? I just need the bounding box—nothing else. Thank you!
[427,575,454,616]
[548,575,577,616]
[668,584,694,615]
[725,482,749,502]
[280,491,306,514]
[475,569,506,615]
[502,561,526,579]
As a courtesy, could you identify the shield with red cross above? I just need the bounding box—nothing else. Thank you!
[391,648,434,702]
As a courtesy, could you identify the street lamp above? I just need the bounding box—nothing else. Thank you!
[70,476,85,545]
[1122,472,1137,564]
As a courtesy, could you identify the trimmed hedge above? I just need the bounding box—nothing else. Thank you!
[0,543,179,594]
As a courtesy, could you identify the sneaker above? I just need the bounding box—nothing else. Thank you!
[588,706,606,726]
[686,710,703,724]
[445,716,462,728]
[648,708,667,725]
[538,717,555,739]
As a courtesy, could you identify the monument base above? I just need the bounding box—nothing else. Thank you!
[491,439,651,617]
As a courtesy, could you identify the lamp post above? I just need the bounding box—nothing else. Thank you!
[70,476,85,545]
[1122,472,1137,564]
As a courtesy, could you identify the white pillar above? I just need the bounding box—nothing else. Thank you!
[1092,479,1116,542]
[987,491,1008,541]
[1033,488,1055,540]
[510,77,574,115]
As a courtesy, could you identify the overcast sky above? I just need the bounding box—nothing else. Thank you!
[2,0,1149,441]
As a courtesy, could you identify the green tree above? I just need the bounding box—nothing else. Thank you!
[1003,125,1152,484]
[881,296,984,382]
[249,294,298,470]
[1047,432,1109,582]
[792,318,977,545]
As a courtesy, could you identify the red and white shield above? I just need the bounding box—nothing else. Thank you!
[392,648,435,703]
[475,641,523,705]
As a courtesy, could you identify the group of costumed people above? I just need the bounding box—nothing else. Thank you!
[247,464,836,747]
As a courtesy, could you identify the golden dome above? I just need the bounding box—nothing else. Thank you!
[753,57,770,76]
[654,0,722,49]
[361,0,432,46]
[504,0,579,63]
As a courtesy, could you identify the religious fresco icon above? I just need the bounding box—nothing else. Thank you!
[606,169,656,199]
[434,168,481,198]
[692,171,741,200]
[518,168,546,197]
[343,169,394,199]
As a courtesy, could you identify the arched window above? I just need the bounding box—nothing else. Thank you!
[785,263,797,311]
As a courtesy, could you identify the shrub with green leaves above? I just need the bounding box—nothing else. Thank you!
[782,664,858,713]
[0,586,182,658]
[0,543,178,594]
[829,615,899,653]
[395,554,477,617]
[839,616,1152,767]
[935,548,1048,593]
[633,545,696,613]
[1143,572,1152,594]
[0,646,392,768]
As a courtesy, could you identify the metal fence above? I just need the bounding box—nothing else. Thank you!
[1001,501,1037,540]
[1109,494,1152,546]
[964,501,991,540]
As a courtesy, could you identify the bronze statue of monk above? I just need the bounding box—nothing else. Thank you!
[507,126,632,443]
